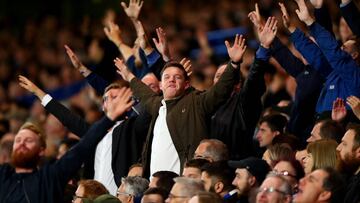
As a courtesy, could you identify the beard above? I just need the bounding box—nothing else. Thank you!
[338,153,360,174]
[11,147,41,169]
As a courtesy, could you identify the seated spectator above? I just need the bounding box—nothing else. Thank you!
[188,191,223,203]
[336,123,360,203]
[193,139,229,162]
[166,177,205,203]
[182,159,209,179]
[149,171,179,195]
[200,161,235,200]
[256,173,292,203]
[228,157,270,203]
[256,114,288,148]
[141,188,168,203]
[262,143,294,168]
[73,180,109,203]
[272,159,304,192]
[304,139,339,174]
[293,167,345,203]
[116,176,149,203]
[128,163,143,177]
[306,119,344,143]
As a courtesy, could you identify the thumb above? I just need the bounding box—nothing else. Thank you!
[224,40,231,50]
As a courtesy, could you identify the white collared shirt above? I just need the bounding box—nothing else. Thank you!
[150,100,180,177]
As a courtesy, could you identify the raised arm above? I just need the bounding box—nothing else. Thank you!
[152,27,171,62]
[279,2,332,78]
[104,21,134,61]
[347,95,360,120]
[295,0,360,81]
[340,0,360,36]
[65,45,109,95]
[18,75,90,137]
[200,34,245,114]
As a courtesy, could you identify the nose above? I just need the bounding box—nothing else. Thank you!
[336,144,342,151]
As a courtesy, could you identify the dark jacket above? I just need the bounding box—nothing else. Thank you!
[0,116,114,203]
[130,62,239,178]
[344,172,360,203]
[44,99,151,186]
[210,58,266,159]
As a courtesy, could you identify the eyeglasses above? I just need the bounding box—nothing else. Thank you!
[271,170,297,178]
[257,187,289,196]
[168,193,190,199]
[116,191,133,197]
[72,195,86,202]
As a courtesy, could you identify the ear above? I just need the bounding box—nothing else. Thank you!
[273,131,280,137]
[127,195,134,203]
[318,191,331,202]
[185,81,190,89]
[351,52,359,60]
[159,81,163,91]
[248,175,257,187]
[214,182,224,194]
[355,147,360,159]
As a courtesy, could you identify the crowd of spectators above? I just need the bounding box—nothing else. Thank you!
[1,0,360,202]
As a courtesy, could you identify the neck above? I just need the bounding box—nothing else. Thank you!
[15,167,34,173]
[248,187,258,203]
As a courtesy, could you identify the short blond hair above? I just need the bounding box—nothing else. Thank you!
[19,122,46,148]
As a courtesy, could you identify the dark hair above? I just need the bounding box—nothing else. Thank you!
[259,114,287,134]
[152,171,179,194]
[201,161,234,192]
[319,119,345,143]
[272,134,300,151]
[321,167,346,203]
[143,187,169,200]
[185,159,210,169]
[160,61,189,80]
[274,158,305,181]
[346,123,360,149]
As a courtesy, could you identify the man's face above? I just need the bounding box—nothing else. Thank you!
[201,171,213,192]
[73,185,85,203]
[165,183,190,203]
[256,122,278,148]
[142,74,161,94]
[232,168,253,195]
[256,177,290,203]
[103,88,126,113]
[213,65,226,84]
[117,183,132,203]
[160,67,189,100]
[11,129,44,169]
[293,169,329,203]
[307,122,322,143]
[182,167,202,179]
[194,142,212,162]
[141,194,164,203]
[337,130,356,162]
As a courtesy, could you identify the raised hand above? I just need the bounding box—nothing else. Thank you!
[248,3,265,31]
[121,0,144,20]
[279,2,296,33]
[18,75,46,99]
[180,58,193,77]
[347,96,360,120]
[64,45,91,77]
[104,21,123,46]
[309,0,324,9]
[294,0,315,26]
[105,87,134,121]
[134,20,152,52]
[332,98,347,122]
[152,27,171,61]
[258,17,278,49]
[225,34,247,66]
[114,57,135,82]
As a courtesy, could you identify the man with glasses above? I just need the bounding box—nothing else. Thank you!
[256,174,292,203]
[117,176,149,203]
[165,177,204,203]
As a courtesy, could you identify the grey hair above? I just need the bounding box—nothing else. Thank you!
[121,176,149,196]
[199,139,229,161]
[265,173,293,196]
[173,177,205,197]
